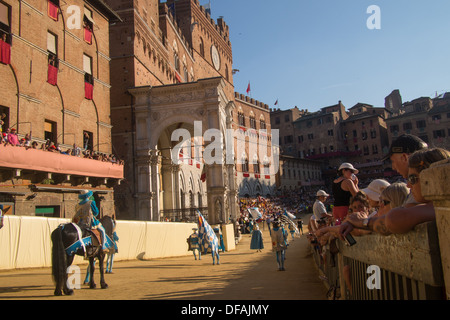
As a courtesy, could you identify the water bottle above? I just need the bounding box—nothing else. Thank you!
[351,173,357,181]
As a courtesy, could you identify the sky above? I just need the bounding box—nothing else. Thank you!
[203,0,450,112]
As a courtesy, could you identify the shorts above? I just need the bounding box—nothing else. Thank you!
[333,206,349,223]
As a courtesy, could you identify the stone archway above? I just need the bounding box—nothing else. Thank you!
[128,78,239,224]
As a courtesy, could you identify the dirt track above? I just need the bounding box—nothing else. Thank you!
[0,221,327,301]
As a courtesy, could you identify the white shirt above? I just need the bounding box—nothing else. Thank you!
[313,200,327,220]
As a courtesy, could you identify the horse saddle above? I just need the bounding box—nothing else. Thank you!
[87,229,103,247]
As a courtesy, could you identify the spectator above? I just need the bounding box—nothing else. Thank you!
[313,190,332,222]
[7,128,20,146]
[342,148,450,236]
[361,179,390,217]
[331,163,359,223]
[381,134,428,207]
[376,182,409,217]
[20,133,32,148]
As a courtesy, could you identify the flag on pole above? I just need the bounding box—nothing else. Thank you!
[201,165,207,182]
[248,208,263,223]
[197,210,219,255]
[246,82,251,95]
[274,99,278,106]
[280,211,299,236]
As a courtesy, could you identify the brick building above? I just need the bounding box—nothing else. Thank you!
[106,0,276,222]
[0,0,123,217]
[386,93,450,152]
[270,107,304,158]
[233,93,276,198]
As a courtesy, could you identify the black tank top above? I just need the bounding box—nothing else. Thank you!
[332,180,352,206]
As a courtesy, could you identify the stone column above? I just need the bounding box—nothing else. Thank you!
[421,158,450,299]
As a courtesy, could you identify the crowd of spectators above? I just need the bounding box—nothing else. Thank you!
[305,134,450,296]
[1,126,123,165]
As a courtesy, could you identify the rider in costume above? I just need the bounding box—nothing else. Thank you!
[73,190,107,250]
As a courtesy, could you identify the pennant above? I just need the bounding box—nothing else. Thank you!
[246,82,251,94]
[274,99,278,106]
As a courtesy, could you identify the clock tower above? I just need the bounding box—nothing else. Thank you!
[165,0,234,92]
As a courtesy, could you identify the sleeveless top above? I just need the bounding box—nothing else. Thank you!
[332,180,352,207]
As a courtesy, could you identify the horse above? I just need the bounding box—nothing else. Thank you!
[51,215,115,296]
[84,217,118,284]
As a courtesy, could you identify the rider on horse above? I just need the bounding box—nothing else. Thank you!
[73,190,107,250]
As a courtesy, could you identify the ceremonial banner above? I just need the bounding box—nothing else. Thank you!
[197,210,219,254]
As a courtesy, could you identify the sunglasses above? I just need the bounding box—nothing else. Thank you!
[407,174,420,185]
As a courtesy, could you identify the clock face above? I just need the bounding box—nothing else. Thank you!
[211,45,221,71]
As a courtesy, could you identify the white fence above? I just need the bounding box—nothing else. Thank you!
[0,216,234,270]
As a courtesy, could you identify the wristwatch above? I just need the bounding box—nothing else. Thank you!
[362,218,370,228]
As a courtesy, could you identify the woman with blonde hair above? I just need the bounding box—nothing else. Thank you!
[376,182,409,217]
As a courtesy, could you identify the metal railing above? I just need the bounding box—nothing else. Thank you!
[160,207,208,222]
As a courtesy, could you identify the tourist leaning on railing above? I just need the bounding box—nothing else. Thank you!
[340,148,450,237]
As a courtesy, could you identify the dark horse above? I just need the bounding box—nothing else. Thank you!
[51,216,115,296]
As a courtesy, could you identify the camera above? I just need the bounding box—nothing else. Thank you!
[344,233,357,247]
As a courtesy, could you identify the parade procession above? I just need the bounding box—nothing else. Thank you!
[1,0,450,309]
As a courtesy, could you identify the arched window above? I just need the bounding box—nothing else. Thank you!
[199,37,205,57]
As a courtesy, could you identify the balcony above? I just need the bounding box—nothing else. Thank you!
[0,144,123,180]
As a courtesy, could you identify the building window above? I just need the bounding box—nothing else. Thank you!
[403,123,412,131]
[260,119,266,130]
[83,8,94,45]
[36,205,60,217]
[199,38,205,57]
[47,31,58,85]
[83,53,93,99]
[249,116,256,129]
[0,2,11,64]
[298,135,304,143]
[83,130,93,151]
[0,105,9,130]
[433,129,446,139]
[44,120,57,143]
[275,117,280,125]
[390,125,399,133]
[327,129,334,136]
[285,115,290,122]
[238,112,245,127]
[416,120,426,129]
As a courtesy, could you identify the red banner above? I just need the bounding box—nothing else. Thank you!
[47,1,59,21]
[85,82,94,100]
[47,64,58,85]
[0,40,11,65]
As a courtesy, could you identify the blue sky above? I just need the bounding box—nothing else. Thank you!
[204,0,450,112]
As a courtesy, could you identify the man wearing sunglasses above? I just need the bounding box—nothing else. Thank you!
[381,134,428,208]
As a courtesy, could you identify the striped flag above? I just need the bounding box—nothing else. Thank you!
[280,211,299,236]
[197,210,219,255]
[248,208,263,223]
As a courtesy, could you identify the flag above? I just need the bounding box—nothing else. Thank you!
[246,82,251,94]
[201,165,207,182]
[168,3,176,17]
[280,211,299,235]
[274,99,278,106]
[197,210,219,255]
[248,208,263,223]
[204,1,211,15]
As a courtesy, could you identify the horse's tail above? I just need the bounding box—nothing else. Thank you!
[51,225,67,294]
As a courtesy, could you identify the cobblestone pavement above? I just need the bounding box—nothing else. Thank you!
[0,223,327,301]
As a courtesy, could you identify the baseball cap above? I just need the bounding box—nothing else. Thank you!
[382,134,428,161]
[338,163,359,174]
[362,179,390,202]
[316,190,330,197]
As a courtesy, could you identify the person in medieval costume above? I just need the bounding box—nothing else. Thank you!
[250,223,264,252]
[73,190,107,250]
[187,228,201,260]
[271,219,288,271]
